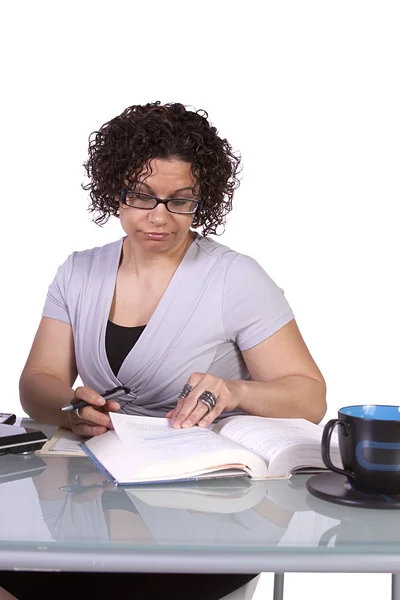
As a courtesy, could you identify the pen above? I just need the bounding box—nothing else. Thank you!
[60,386,131,412]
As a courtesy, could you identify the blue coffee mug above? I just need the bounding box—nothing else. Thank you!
[322,405,400,495]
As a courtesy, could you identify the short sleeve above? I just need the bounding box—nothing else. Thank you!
[41,253,75,325]
[222,254,295,351]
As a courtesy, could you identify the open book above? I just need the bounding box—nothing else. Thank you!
[82,413,341,486]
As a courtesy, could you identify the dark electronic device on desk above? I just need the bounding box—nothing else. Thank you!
[0,423,47,455]
[0,413,17,425]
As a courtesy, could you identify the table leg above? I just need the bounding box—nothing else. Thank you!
[392,574,400,600]
[273,573,285,600]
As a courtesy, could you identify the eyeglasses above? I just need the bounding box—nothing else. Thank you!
[120,190,201,214]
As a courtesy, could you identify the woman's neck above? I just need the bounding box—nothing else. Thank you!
[119,231,196,279]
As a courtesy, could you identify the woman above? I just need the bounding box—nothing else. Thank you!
[11,102,326,599]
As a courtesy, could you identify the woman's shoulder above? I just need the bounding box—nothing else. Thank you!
[70,238,123,262]
[194,233,262,273]
[195,235,286,299]
[194,233,252,265]
[52,238,123,283]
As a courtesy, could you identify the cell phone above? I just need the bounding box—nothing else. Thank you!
[0,413,16,425]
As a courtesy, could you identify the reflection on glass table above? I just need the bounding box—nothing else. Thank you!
[0,455,337,548]
[1,444,400,599]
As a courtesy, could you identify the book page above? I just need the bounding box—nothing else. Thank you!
[105,413,267,481]
[111,413,230,460]
[215,417,321,460]
[215,416,339,476]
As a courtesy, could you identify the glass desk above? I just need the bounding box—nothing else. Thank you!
[1,422,400,599]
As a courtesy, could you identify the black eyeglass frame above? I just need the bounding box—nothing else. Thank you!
[119,189,201,215]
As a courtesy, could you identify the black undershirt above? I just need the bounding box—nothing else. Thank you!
[105,320,146,376]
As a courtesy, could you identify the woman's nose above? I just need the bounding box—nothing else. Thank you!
[148,204,168,224]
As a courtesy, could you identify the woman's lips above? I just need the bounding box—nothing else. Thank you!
[143,232,170,239]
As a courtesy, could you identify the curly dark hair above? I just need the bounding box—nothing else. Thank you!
[82,102,242,236]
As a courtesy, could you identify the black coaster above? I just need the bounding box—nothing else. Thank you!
[306,472,400,509]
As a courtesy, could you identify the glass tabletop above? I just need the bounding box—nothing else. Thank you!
[1,422,400,573]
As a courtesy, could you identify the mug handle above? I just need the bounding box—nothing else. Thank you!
[321,419,356,481]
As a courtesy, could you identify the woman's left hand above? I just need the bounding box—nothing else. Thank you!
[165,373,239,428]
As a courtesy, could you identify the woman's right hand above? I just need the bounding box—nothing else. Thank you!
[67,386,121,437]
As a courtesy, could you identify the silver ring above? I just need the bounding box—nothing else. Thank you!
[199,398,213,413]
[200,391,217,409]
[73,408,82,418]
[180,384,193,399]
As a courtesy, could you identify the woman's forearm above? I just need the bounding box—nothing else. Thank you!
[229,375,327,424]
[19,372,74,429]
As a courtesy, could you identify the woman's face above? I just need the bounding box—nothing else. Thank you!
[119,158,198,253]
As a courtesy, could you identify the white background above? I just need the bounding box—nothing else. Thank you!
[0,1,399,598]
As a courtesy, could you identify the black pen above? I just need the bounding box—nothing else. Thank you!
[60,386,131,412]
